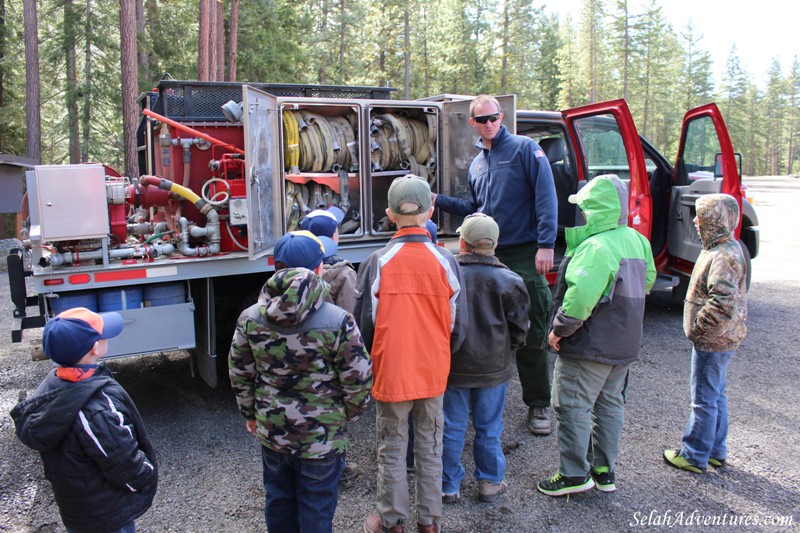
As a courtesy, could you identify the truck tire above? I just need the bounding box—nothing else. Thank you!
[738,239,752,290]
[671,276,689,305]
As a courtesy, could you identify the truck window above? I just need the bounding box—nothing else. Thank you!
[573,114,632,184]
[680,115,722,183]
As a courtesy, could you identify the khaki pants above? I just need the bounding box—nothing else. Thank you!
[553,357,630,477]
[376,396,444,529]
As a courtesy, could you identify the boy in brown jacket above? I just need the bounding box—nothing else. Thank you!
[664,193,748,473]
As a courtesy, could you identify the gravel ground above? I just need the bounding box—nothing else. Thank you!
[1,177,799,533]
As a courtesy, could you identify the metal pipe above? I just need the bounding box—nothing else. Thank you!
[41,243,175,267]
[143,108,245,155]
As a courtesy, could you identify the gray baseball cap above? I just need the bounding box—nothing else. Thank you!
[387,175,432,215]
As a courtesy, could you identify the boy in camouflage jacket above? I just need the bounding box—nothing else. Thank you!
[664,193,748,473]
[229,231,372,533]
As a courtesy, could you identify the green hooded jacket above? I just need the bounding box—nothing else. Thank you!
[548,175,656,365]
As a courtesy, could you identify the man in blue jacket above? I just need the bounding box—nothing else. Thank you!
[434,94,558,435]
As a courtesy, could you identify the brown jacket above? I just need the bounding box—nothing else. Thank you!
[683,194,748,352]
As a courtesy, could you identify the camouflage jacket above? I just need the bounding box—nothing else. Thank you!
[229,268,372,459]
[683,194,748,352]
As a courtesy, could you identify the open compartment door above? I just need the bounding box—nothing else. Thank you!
[562,99,652,240]
[438,95,516,235]
[668,103,742,264]
[242,85,282,260]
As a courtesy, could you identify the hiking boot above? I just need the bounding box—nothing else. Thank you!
[363,514,404,533]
[340,462,359,483]
[417,523,439,533]
[537,472,595,496]
[478,479,508,502]
[442,491,461,504]
[708,457,726,468]
[663,449,705,473]
[590,467,617,492]
[527,407,552,435]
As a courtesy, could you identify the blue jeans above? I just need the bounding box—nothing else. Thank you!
[442,383,507,495]
[680,347,734,468]
[261,445,344,533]
[67,522,135,533]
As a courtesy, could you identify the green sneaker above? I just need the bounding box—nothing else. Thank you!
[708,457,726,468]
[590,466,617,492]
[537,472,595,497]
[663,449,704,473]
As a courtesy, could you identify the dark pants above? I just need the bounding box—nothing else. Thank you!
[496,243,552,407]
[261,445,344,533]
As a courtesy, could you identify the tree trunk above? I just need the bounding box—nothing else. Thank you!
[403,5,409,99]
[500,0,509,94]
[120,0,139,179]
[0,0,5,150]
[81,0,92,162]
[215,0,224,80]
[338,0,345,84]
[198,0,210,80]
[135,0,148,78]
[208,0,218,80]
[65,0,80,163]
[23,0,41,162]
[225,0,239,81]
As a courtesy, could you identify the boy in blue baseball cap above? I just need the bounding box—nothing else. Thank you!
[11,307,158,533]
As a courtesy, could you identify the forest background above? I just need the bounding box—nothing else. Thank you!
[1,0,798,237]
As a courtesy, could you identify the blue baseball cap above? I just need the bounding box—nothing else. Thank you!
[274,231,325,270]
[43,307,124,366]
[425,220,438,244]
[317,236,338,258]
[299,207,345,238]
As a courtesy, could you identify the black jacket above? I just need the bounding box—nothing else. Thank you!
[448,253,530,388]
[11,365,158,533]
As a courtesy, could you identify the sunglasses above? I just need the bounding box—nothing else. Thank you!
[472,113,500,124]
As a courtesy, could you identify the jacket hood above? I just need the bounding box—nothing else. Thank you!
[565,174,628,254]
[259,268,330,325]
[11,370,113,452]
[696,193,739,249]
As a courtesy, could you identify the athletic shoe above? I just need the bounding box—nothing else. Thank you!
[590,467,617,492]
[663,449,705,473]
[708,457,726,467]
[537,472,595,496]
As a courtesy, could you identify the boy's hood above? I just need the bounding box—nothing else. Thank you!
[10,372,112,452]
[258,268,330,325]
[565,175,628,253]
[696,193,739,249]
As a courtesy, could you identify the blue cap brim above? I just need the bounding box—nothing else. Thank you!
[98,311,124,339]
[317,236,338,258]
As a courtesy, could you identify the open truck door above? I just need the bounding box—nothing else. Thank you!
[667,103,743,271]
[561,99,653,240]
[243,85,283,259]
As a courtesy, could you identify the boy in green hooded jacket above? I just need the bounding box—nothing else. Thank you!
[538,174,656,497]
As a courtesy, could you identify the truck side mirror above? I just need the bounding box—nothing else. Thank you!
[714,152,742,179]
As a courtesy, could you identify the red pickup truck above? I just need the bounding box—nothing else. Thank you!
[511,99,759,300]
